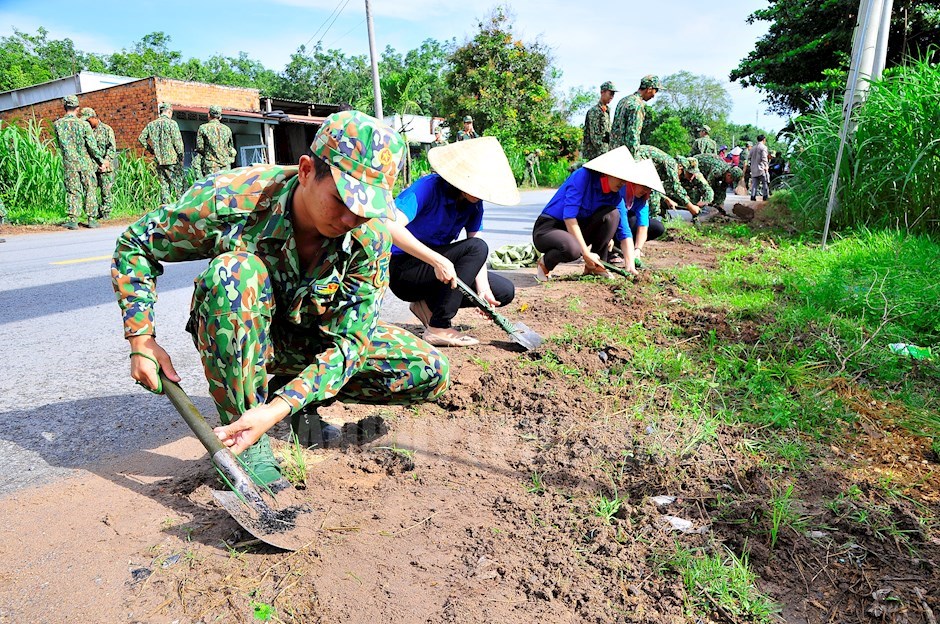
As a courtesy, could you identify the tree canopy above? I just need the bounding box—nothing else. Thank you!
[731,0,940,115]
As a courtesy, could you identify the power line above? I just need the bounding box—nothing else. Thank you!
[302,0,348,50]
[318,0,354,47]
[327,17,366,49]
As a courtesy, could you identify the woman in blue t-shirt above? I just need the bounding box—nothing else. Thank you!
[531,148,664,281]
[387,137,520,347]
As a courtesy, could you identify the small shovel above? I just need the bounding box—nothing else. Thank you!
[599,259,638,278]
[454,277,543,351]
[159,372,319,551]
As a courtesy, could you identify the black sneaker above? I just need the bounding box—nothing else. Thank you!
[291,408,342,449]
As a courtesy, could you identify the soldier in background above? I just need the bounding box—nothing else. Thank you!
[139,102,185,205]
[432,126,448,146]
[695,152,743,212]
[81,108,117,221]
[633,145,700,218]
[691,125,717,156]
[54,95,103,229]
[196,104,236,176]
[456,116,478,141]
[581,80,616,161]
[676,156,714,210]
[523,150,541,187]
[611,75,661,152]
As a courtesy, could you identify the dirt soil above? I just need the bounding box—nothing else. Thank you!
[1,219,937,624]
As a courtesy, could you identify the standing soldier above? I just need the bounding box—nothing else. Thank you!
[611,75,661,152]
[523,150,542,187]
[195,104,236,177]
[695,153,743,212]
[456,116,478,141]
[54,95,103,229]
[432,126,448,146]
[582,80,616,161]
[82,108,117,221]
[139,102,185,205]
[691,125,717,156]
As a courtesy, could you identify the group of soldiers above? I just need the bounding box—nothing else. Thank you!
[53,96,237,228]
[581,76,745,218]
[53,95,117,229]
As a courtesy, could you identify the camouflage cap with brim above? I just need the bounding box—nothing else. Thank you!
[729,166,744,183]
[600,80,618,93]
[676,155,700,176]
[463,115,473,123]
[80,107,96,119]
[209,105,222,116]
[159,102,172,113]
[63,95,79,108]
[311,110,405,219]
[639,75,662,90]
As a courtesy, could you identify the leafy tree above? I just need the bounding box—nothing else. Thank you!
[0,28,100,91]
[648,115,690,157]
[440,6,576,158]
[273,43,370,105]
[107,32,183,78]
[655,71,733,122]
[731,0,940,115]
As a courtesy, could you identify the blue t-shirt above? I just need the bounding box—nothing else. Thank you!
[391,173,484,255]
[540,167,636,240]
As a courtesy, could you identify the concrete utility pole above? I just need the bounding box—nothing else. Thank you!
[821,0,894,248]
[365,0,384,120]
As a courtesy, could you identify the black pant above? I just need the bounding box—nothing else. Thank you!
[389,237,515,329]
[532,207,619,271]
[628,215,665,242]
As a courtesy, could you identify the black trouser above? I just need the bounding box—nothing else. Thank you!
[532,206,619,271]
[389,237,515,329]
[627,214,665,242]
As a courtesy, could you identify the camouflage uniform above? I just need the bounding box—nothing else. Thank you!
[691,135,718,156]
[196,108,236,176]
[582,94,612,160]
[523,151,541,187]
[82,108,117,219]
[113,112,449,479]
[54,98,102,223]
[634,145,693,216]
[456,116,478,141]
[138,105,185,205]
[611,93,645,153]
[677,156,714,206]
[695,153,743,209]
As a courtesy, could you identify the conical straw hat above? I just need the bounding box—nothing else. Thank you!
[628,159,666,195]
[427,136,520,206]
[583,146,635,179]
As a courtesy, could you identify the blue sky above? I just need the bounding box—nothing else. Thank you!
[0,0,787,130]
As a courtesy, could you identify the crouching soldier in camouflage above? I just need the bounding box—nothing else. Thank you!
[694,153,743,213]
[676,156,714,212]
[112,111,450,486]
[633,145,701,218]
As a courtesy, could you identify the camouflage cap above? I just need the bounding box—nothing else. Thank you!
[310,110,405,219]
[729,166,744,184]
[158,102,172,113]
[639,75,661,90]
[80,107,97,119]
[208,105,222,117]
[600,80,617,93]
[463,115,473,123]
[63,95,79,108]
[676,155,700,176]
[700,124,711,133]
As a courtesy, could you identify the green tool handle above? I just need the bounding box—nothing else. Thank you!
[599,260,633,278]
[454,277,516,334]
[159,372,225,456]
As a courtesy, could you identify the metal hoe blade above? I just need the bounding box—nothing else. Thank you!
[453,277,544,351]
[509,321,543,350]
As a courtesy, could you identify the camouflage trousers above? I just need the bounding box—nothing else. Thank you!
[63,166,98,220]
[186,251,450,425]
[709,182,729,209]
[156,163,183,206]
[96,170,115,218]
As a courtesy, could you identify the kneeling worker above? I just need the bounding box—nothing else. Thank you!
[112,111,450,485]
[387,137,520,347]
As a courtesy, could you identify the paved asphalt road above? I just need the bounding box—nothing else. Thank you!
[0,189,553,497]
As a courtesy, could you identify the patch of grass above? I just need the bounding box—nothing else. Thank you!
[525,471,546,495]
[468,355,491,372]
[276,433,308,488]
[591,495,623,524]
[768,483,805,548]
[375,444,416,461]
[668,545,778,623]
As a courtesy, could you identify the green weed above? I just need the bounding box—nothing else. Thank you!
[525,471,546,495]
[591,495,623,524]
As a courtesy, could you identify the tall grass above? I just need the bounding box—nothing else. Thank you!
[787,57,940,235]
[0,119,161,224]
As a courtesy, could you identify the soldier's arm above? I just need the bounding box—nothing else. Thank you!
[195,127,205,155]
[138,124,151,152]
[106,127,117,162]
[696,174,714,205]
[173,124,184,159]
[84,124,102,164]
